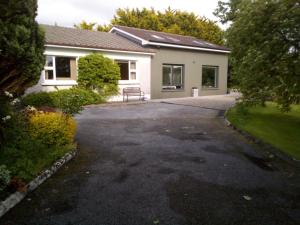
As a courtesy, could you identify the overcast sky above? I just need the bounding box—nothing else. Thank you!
[37,0,226,29]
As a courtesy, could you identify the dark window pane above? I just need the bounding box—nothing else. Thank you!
[117,62,129,80]
[163,66,172,86]
[56,57,71,79]
[172,66,182,88]
[162,65,184,89]
[46,56,53,67]
[202,66,218,88]
[45,70,53,80]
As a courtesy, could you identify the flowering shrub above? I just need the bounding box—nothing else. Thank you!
[0,91,78,184]
[0,165,11,191]
[29,112,77,147]
[0,92,19,148]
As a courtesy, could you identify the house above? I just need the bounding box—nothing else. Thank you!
[26,24,230,100]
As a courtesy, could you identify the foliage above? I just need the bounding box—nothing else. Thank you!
[0,0,45,95]
[0,108,76,182]
[74,20,96,30]
[29,112,77,147]
[78,53,120,96]
[214,0,243,24]
[22,87,104,115]
[0,93,22,148]
[52,89,84,115]
[227,102,300,160]
[75,7,225,45]
[21,92,55,108]
[0,94,77,183]
[215,0,300,111]
[0,165,11,191]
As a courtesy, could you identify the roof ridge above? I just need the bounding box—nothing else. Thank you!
[40,24,110,35]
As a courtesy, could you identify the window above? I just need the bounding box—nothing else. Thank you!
[44,56,77,81]
[162,64,184,90]
[116,60,136,81]
[45,56,54,80]
[202,65,219,88]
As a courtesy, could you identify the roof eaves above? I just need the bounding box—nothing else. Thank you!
[45,43,155,55]
[147,41,231,54]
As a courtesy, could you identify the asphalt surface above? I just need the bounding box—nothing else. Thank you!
[1,102,299,225]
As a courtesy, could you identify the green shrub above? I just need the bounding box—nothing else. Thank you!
[22,92,54,108]
[52,88,103,106]
[22,87,104,115]
[78,53,120,96]
[51,87,103,115]
[0,165,11,191]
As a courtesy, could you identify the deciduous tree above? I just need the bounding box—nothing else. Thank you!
[215,0,300,111]
[74,20,96,30]
[76,7,225,45]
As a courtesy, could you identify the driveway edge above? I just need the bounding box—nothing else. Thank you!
[0,148,78,218]
[223,110,300,166]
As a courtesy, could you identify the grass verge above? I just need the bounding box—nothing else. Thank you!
[226,102,300,160]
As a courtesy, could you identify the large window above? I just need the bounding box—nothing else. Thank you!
[116,60,136,81]
[202,65,219,88]
[44,56,77,80]
[162,64,184,90]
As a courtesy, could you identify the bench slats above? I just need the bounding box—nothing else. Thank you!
[123,87,144,102]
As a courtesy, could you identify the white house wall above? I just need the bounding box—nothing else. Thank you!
[26,47,152,100]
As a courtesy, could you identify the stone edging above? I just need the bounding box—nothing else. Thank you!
[223,110,300,166]
[0,149,77,218]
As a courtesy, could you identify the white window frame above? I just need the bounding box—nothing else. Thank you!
[162,64,184,90]
[116,60,137,81]
[202,65,219,89]
[44,55,56,80]
[44,55,78,83]
[129,61,137,81]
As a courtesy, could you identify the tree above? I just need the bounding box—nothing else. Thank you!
[215,0,300,111]
[77,53,120,97]
[0,0,45,95]
[76,7,225,45]
[74,20,96,30]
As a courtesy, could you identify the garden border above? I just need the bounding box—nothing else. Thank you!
[223,109,300,167]
[0,148,77,218]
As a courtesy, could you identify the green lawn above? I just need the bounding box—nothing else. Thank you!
[226,102,300,160]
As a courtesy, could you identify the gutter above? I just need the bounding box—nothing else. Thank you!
[146,41,231,54]
[45,44,155,56]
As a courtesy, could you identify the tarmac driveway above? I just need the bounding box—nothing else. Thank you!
[1,99,299,225]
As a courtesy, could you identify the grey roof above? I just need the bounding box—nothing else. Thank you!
[113,25,230,52]
[41,24,154,53]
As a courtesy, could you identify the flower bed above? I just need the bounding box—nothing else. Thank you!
[0,91,77,201]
